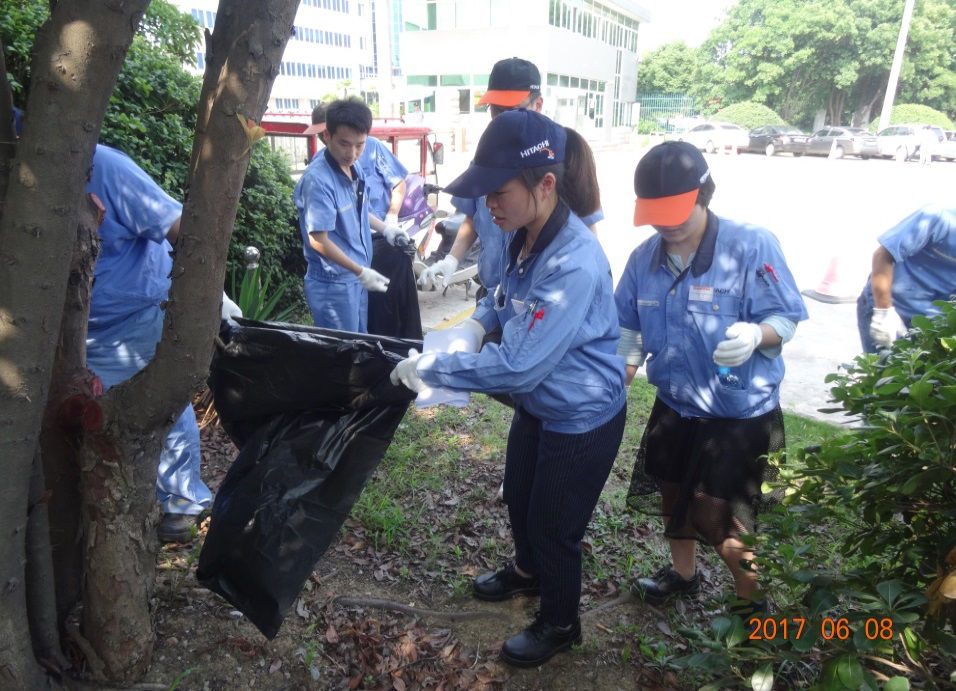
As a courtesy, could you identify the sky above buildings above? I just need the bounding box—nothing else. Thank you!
[637,0,736,54]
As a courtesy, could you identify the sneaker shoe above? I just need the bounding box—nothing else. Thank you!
[632,566,700,606]
[157,513,197,544]
[496,481,504,502]
[499,615,581,668]
[473,563,540,602]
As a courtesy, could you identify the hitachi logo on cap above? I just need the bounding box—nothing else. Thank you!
[519,139,553,159]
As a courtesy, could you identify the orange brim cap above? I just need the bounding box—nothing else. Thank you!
[303,122,327,135]
[633,188,699,227]
[478,89,531,107]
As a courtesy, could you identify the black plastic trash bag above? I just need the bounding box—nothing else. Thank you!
[368,234,423,340]
[197,319,419,639]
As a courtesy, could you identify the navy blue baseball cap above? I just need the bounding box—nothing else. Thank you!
[634,140,710,226]
[443,109,566,198]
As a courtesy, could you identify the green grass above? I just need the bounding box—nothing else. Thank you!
[349,379,843,597]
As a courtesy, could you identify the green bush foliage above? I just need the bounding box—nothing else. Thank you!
[878,103,955,130]
[712,102,786,130]
[676,300,956,689]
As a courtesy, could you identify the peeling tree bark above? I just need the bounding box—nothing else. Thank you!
[75,1,300,682]
[0,1,149,685]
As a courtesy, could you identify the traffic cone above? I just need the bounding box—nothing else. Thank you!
[801,255,860,304]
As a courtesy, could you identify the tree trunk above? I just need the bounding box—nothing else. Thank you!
[827,89,846,126]
[74,1,300,681]
[0,1,148,685]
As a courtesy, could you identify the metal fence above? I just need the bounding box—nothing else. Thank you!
[637,92,699,132]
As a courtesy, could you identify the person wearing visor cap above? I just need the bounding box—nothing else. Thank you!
[615,140,807,617]
[391,109,626,668]
[418,57,604,295]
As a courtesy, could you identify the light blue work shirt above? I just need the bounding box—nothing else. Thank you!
[452,196,604,292]
[84,144,209,515]
[419,202,626,433]
[86,145,181,329]
[359,135,408,221]
[294,148,372,282]
[866,205,956,321]
[615,211,808,420]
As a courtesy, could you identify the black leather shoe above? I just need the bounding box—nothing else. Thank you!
[632,566,700,606]
[158,513,197,544]
[473,563,540,602]
[729,597,770,621]
[500,616,582,668]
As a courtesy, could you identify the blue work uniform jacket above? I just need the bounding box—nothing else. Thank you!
[294,148,371,282]
[419,202,626,433]
[615,211,808,419]
[359,135,408,221]
[451,196,604,293]
[864,204,956,322]
[86,144,182,330]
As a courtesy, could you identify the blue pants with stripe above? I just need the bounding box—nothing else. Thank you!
[503,404,627,626]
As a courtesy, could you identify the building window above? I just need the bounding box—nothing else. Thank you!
[458,88,470,114]
[197,52,205,69]
[440,74,467,87]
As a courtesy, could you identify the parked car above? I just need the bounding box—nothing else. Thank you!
[744,125,809,156]
[676,121,750,153]
[936,130,956,161]
[876,124,943,162]
[796,127,879,159]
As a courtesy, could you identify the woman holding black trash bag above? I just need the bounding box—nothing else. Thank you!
[389,109,626,668]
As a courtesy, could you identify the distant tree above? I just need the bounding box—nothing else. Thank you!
[696,0,955,128]
[637,40,699,94]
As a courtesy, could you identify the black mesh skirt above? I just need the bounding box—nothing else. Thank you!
[627,397,785,545]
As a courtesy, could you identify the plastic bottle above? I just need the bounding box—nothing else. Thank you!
[716,365,744,390]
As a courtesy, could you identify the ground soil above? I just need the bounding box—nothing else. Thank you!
[140,408,721,691]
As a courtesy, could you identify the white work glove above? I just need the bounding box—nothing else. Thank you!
[459,318,486,350]
[389,348,427,393]
[220,292,242,321]
[381,222,410,247]
[417,255,460,290]
[357,266,390,293]
[713,322,763,367]
[869,307,904,349]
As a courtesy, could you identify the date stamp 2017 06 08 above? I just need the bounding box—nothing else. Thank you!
[747,617,895,642]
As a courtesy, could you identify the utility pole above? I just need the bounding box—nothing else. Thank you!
[877,0,916,132]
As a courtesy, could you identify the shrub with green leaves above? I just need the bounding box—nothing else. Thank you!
[676,300,956,690]
[713,102,786,130]
[872,104,955,131]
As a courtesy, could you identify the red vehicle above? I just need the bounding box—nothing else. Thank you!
[259,113,444,183]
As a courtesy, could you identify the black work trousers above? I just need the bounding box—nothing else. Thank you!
[503,403,626,626]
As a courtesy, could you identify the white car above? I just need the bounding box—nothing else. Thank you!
[677,122,750,153]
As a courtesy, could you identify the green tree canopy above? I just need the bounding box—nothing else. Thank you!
[713,102,786,129]
[692,0,955,128]
[637,40,699,94]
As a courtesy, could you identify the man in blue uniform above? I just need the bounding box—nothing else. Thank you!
[615,141,807,615]
[304,101,410,242]
[294,98,391,332]
[85,144,217,543]
[417,57,604,296]
[856,205,956,353]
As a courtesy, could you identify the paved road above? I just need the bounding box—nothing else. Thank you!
[416,146,955,423]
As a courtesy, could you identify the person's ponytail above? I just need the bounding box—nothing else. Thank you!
[515,126,600,220]
[558,127,600,219]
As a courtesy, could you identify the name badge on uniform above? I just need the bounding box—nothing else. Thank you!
[689,285,713,302]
